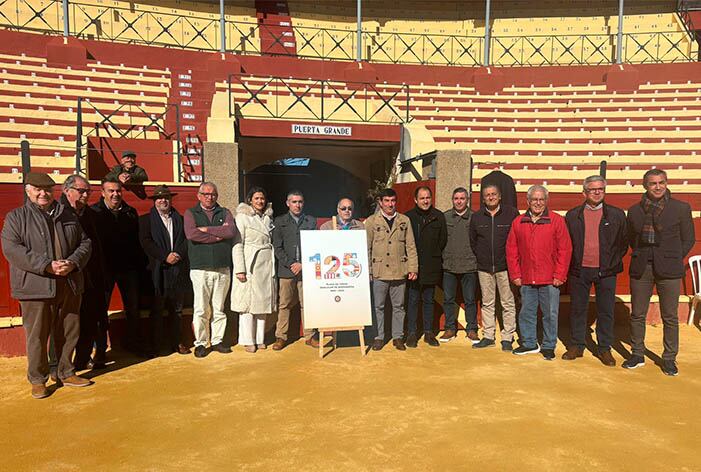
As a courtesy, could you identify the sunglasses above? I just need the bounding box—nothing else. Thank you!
[71,187,91,195]
[338,206,353,211]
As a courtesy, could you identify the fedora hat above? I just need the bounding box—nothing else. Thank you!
[24,172,56,188]
[148,185,177,199]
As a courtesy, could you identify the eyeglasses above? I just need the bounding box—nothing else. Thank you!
[71,187,91,195]
[199,192,217,197]
[529,198,546,203]
[585,187,605,194]
[338,206,353,211]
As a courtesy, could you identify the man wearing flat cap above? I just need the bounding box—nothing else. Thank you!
[139,185,190,356]
[1,173,92,399]
[105,150,149,185]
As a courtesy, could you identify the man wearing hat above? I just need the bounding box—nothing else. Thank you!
[1,173,92,398]
[139,185,190,356]
[105,150,149,184]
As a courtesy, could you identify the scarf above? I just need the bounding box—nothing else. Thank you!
[640,190,670,245]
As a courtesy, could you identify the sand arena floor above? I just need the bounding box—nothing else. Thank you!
[1,325,700,472]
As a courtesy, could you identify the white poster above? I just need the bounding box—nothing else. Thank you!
[300,230,372,329]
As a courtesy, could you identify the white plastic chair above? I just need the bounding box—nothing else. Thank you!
[688,255,701,325]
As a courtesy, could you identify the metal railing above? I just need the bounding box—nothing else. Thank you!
[76,98,182,180]
[0,0,697,66]
[228,75,410,124]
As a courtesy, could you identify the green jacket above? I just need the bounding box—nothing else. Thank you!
[186,204,234,270]
[105,164,149,184]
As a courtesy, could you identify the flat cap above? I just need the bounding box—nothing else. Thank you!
[122,150,137,158]
[24,172,56,187]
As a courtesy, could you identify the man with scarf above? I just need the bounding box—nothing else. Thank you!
[405,186,447,347]
[139,185,190,356]
[625,169,694,376]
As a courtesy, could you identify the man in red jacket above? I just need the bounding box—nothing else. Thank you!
[506,185,572,360]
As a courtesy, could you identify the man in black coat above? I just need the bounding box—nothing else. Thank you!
[624,169,695,376]
[405,186,447,347]
[59,175,108,370]
[91,178,146,355]
[564,176,627,367]
[139,185,190,356]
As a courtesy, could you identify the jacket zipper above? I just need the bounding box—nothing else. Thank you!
[490,212,495,273]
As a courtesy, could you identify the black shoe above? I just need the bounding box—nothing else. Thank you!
[622,355,645,369]
[541,349,555,361]
[472,338,495,349]
[372,339,384,351]
[662,360,678,376]
[393,338,406,351]
[501,341,513,352]
[513,345,540,355]
[211,343,232,354]
[405,333,418,348]
[194,346,208,358]
[423,332,440,347]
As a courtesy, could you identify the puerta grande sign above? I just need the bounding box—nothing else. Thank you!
[291,124,352,137]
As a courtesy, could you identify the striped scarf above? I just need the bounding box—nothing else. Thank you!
[640,190,669,245]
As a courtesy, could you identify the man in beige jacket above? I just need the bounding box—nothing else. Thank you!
[366,188,418,351]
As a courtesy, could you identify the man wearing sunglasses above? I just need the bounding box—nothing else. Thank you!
[320,198,364,231]
[564,176,627,367]
[59,175,108,370]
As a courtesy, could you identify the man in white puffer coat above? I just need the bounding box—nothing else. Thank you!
[231,187,276,353]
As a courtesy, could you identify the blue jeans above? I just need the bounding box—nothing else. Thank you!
[519,284,560,350]
[407,282,435,335]
[442,272,477,332]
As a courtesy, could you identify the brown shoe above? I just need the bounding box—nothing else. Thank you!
[440,329,457,343]
[272,338,286,351]
[31,383,49,399]
[466,330,480,344]
[178,344,192,355]
[598,349,616,367]
[392,338,406,351]
[561,347,584,360]
[305,337,320,348]
[61,375,92,388]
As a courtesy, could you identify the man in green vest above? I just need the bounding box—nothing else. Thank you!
[184,182,236,358]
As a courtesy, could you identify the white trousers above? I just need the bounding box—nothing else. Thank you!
[238,313,266,346]
[190,268,231,347]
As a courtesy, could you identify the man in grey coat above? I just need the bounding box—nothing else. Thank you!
[1,173,92,399]
[441,187,479,343]
[272,190,318,350]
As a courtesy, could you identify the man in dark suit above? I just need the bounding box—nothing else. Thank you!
[272,190,317,350]
[139,185,190,356]
[624,169,695,376]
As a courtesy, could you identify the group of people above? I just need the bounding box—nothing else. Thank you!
[1,166,694,399]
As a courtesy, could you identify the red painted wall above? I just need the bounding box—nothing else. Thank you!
[88,137,177,182]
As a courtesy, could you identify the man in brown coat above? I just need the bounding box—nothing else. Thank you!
[365,188,418,351]
[1,173,92,398]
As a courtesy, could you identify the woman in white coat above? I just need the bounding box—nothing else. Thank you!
[231,186,276,353]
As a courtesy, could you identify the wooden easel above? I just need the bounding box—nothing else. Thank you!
[318,326,366,359]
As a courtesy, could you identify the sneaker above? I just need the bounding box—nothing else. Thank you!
[31,383,49,399]
[501,340,513,352]
[211,343,232,354]
[439,329,456,342]
[423,332,440,347]
[62,375,92,387]
[405,333,418,348]
[621,355,645,369]
[244,345,256,353]
[541,349,555,361]
[662,360,678,376]
[194,345,208,358]
[372,339,384,351]
[466,330,480,344]
[257,344,267,350]
[513,345,540,355]
[472,338,495,349]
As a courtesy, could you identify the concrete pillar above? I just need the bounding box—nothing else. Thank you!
[434,149,471,212]
[203,142,239,211]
